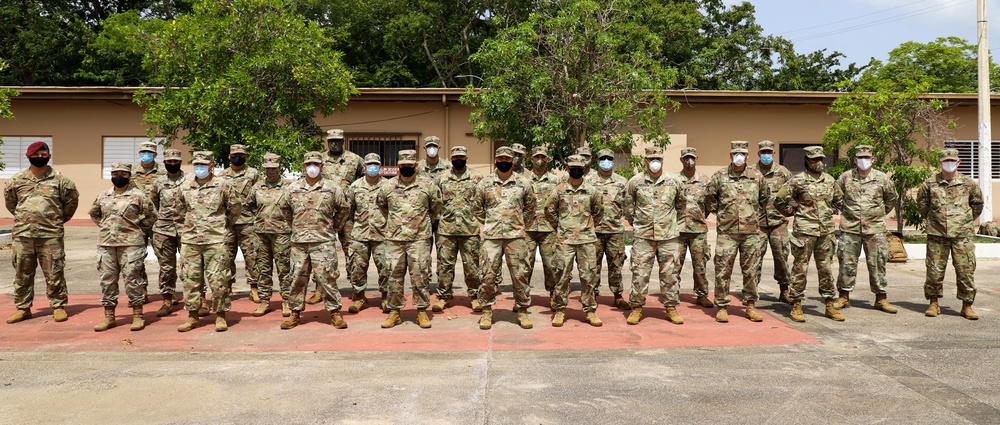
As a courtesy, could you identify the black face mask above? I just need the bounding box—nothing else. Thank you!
[568,168,585,179]
[452,159,467,170]
[329,143,344,156]
[495,161,513,172]
[111,176,130,188]
[399,166,416,177]
[165,163,182,174]
[229,156,246,166]
[28,156,49,168]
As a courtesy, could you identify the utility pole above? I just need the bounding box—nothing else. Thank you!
[978,0,993,223]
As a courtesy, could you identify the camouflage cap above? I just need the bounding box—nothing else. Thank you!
[680,147,697,158]
[163,149,182,161]
[495,146,514,159]
[941,148,960,161]
[111,162,132,173]
[303,151,324,164]
[450,146,467,157]
[644,146,664,159]
[364,153,381,164]
[576,146,592,159]
[424,136,441,147]
[758,140,775,152]
[597,148,615,159]
[229,144,247,155]
[854,145,874,158]
[804,146,826,159]
[326,129,344,140]
[511,143,526,155]
[192,151,214,165]
[262,153,281,168]
[730,141,749,154]
[531,146,548,158]
[567,155,586,167]
[398,149,418,165]
[139,141,158,153]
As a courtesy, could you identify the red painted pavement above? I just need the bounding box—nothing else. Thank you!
[0,294,819,352]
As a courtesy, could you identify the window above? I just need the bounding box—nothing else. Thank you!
[779,143,838,174]
[102,137,165,179]
[944,140,1000,180]
[346,134,417,167]
[0,136,53,179]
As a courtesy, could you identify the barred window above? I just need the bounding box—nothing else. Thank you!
[346,134,417,167]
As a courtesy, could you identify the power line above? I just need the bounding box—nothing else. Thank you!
[776,0,973,43]
[777,0,935,34]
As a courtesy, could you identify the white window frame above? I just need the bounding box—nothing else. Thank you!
[943,139,1000,181]
[0,136,54,179]
[102,137,165,180]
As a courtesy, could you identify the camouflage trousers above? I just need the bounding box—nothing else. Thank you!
[11,237,68,310]
[596,232,626,294]
[553,242,598,312]
[788,232,836,301]
[478,238,532,310]
[714,233,762,307]
[526,231,559,292]
[925,235,976,302]
[97,245,146,308]
[312,224,353,293]
[289,241,342,312]
[675,232,710,297]
[151,232,179,295]
[228,223,260,288]
[436,234,481,299]
[755,224,792,288]
[628,237,680,307]
[386,239,432,310]
[836,232,889,295]
[349,239,389,295]
[256,232,292,301]
[180,243,233,313]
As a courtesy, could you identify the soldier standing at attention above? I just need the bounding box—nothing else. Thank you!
[433,146,484,313]
[831,145,899,315]
[592,148,630,310]
[917,148,984,320]
[510,143,527,174]
[176,152,238,332]
[774,146,844,323]
[281,152,351,330]
[217,144,262,302]
[149,149,186,317]
[89,162,156,332]
[524,146,560,308]
[130,141,165,302]
[751,140,794,303]
[474,146,537,330]
[624,146,686,325]
[346,153,390,314]
[377,150,441,329]
[247,153,293,318]
[4,141,79,324]
[575,146,599,181]
[417,136,452,178]
[674,147,713,309]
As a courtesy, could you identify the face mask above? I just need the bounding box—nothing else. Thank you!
[682,158,696,169]
[451,159,467,170]
[568,168,585,179]
[495,161,513,172]
[229,156,246,166]
[265,169,281,181]
[165,163,182,174]
[759,154,773,165]
[426,147,439,158]
[328,143,344,156]
[807,160,825,173]
[598,159,614,171]
[111,175,130,188]
[28,156,50,168]
[140,152,155,164]
[513,156,523,166]
[399,166,416,177]
[732,153,746,167]
[856,158,872,171]
[365,164,381,177]
[942,161,959,173]
[193,165,210,179]
[305,164,321,178]
[532,159,547,170]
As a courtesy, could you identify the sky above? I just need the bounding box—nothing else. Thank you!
[734,0,1000,66]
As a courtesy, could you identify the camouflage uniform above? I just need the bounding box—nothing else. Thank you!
[89,175,156,308]
[4,164,79,313]
[416,136,452,179]
[131,144,167,294]
[150,150,186,298]
[525,147,560,293]
[435,146,484,300]
[751,141,794,295]
[217,144,262,293]
[347,154,390,299]
[544,164,604,313]
[675,148,711,300]
[248,155,292,303]
[321,129,365,294]
[592,149,629,298]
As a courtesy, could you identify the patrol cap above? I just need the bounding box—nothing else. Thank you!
[303,151,324,164]
[398,149,418,165]
[576,146,592,159]
[758,140,775,152]
[424,136,441,147]
[730,141,749,154]
[229,144,247,155]
[567,155,586,167]
[644,146,664,159]
[139,141,158,153]
[111,162,132,173]
[364,153,381,165]
[163,149,182,161]
[326,129,344,140]
[940,148,960,161]
[804,146,826,159]
[854,145,874,158]
[450,146,467,158]
[495,146,514,159]
[25,141,48,157]
[262,153,280,168]
[511,143,526,155]
[192,151,214,165]
[531,146,548,158]
[681,147,697,158]
[597,148,615,160]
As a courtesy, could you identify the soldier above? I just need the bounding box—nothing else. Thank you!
[575,146,599,181]
[524,146,560,306]
[917,148,984,320]
[346,153,390,314]
[131,141,166,301]
[510,143,527,174]
[280,152,352,329]
[623,146,686,325]
[176,151,237,332]
[416,136,452,178]
[217,144,262,302]
[774,146,845,322]
[4,142,79,324]
[545,155,605,327]
[751,140,794,303]
[247,153,292,317]
[832,145,900,314]
[149,149,187,317]
[705,141,769,323]
[674,147,713,309]
[592,148,630,309]
[474,146,537,330]
[433,146,484,312]
[377,150,441,329]
[89,162,156,332]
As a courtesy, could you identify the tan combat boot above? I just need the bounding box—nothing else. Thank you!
[197,298,211,317]
[925,298,940,317]
[479,307,493,330]
[551,310,566,327]
[281,301,291,317]
[778,284,791,304]
[381,310,402,328]
[745,301,763,322]
[5,308,31,324]
[715,306,729,323]
[250,286,261,303]
[416,309,432,329]
[252,301,270,317]
[696,296,714,308]
[94,307,117,332]
[349,294,369,313]
[585,311,603,327]
[156,294,175,317]
[626,306,643,325]
[517,308,533,329]
[280,311,301,330]
[825,299,845,322]
[874,293,898,314]
[832,290,851,309]
[177,310,202,332]
[431,298,449,313]
[215,312,228,332]
[471,298,483,313]
[306,291,323,305]
[130,306,145,331]
[665,306,684,325]
[53,307,68,322]
[789,300,806,322]
[961,301,979,320]
[331,311,348,329]
[613,293,631,310]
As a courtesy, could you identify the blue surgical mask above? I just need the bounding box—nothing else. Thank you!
[366,164,381,177]
[140,152,155,164]
[598,159,614,171]
[759,154,773,165]
[193,165,210,179]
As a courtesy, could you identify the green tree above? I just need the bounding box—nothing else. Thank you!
[135,0,355,171]
[859,36,999,93]
[77,10,169,86]
[0,1,94,85]
[0,58,16,171]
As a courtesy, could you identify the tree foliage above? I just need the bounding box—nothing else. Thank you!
[0,58,15,171]
[855,36,1000,94]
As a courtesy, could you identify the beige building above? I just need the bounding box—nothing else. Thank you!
[2,87,998,220]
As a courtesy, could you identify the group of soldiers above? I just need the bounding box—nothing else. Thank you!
[3,133,984,333]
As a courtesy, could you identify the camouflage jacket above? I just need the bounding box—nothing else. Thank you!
[774,171,842,236]
[525,171,558,233]
[836,169,899,235]
[377,176,442,242]
[437,168,484,236]
[751,162,793,227]
[677,171,710,234]
[624,171,685,241]
[417,158,452,180]
[283,178,350,244]
[706,165,768,235]
[321,151,365,191]
[130,162,167,199]
[217,166,261,226]
[248,177,292,235]
[150,171,188,237]
[88,186,156,246]
[178,176,236,245]
[593,171,627,234]
[474,171,536,240]
[544,180,604,245]
[348,176,387,242]
[917,173,985,238]
[3,167,79,239]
